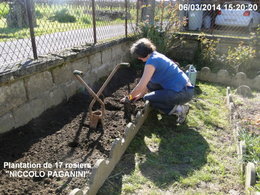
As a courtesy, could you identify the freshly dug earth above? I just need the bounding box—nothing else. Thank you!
[0,68,144,195]
[232,93,260,135]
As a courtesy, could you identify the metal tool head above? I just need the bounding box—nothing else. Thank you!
[89,110,103,129]
[120,62,130,67]
[73,70,83,75]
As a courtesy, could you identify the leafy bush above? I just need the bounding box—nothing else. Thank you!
[49,8,76,23]
[196,35,257,76]
[134,2,182,54]
[226,42,256,73]
[196,35,222,71]
[81,16,91,24]
[35,10,44,19]
[0,3,10,18]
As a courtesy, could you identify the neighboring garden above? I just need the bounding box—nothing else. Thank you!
[234,93,260,192]
[0,1,135,42]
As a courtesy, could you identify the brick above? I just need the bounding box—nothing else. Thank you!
[111,44,123,64]
[30,98,46,118]
[63,81,79,100]
[89,52,102,69]
[26,71,54,100]
[13,103,33,128]
[0,80,27,116]
[0,112,15,134]
[72,56,91,74]
[43,87,66,109]
[101,48,112,64]
[52,64,73,85]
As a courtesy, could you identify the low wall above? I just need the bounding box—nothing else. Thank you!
[169,34,260,66]
[197,67,260,91]
[0,38,133,134]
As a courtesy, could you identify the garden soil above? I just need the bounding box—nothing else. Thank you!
[0,68,144,195]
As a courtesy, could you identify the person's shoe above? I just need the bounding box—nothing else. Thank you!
[168,105,178,115]
[176,105,190,124]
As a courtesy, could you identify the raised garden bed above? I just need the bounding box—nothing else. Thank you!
[226,87,260,194]
[0,68,147,195]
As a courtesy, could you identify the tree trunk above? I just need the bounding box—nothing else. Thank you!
[6,0,36,28]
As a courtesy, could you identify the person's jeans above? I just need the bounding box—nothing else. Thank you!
[143,82,194,114]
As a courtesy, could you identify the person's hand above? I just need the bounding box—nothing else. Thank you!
[120,95,137,103]
[120,96,129,103]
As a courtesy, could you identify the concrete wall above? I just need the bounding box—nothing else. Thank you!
[0,38,133,134]
[168,34,260,66]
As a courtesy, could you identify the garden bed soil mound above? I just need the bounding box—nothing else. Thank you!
[0,68,144,195]
[233,93,260,135]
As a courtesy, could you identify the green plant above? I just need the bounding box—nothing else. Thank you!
[226,42,256,73]
[239,130,260,163]
[196,35,256,75]
[134,1,182,54]
[196,34,221,71]
[255,165,260,191]
[0,2,9,18]
[81,16,91,24]
[238,129,260,191]
[49,8,76,23]
[35,10,44,19]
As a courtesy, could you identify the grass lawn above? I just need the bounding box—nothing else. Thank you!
[98,81,244,195]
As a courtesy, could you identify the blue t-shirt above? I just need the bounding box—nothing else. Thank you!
[146,51,189,92]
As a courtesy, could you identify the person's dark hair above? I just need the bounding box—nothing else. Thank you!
[130,38,156,58]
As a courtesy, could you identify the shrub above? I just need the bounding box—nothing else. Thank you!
[134,1,182,54]
[196,35,256,76]
[226,42,256,73]
[49,8,76,23]
[35,10,44,19]
[0,3,9,18]
[81,16,91,24]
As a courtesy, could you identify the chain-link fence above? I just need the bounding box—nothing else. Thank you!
[1,0,259,74]
[0,0,137,74]
[134,0,259,37]
[177,0,260,37]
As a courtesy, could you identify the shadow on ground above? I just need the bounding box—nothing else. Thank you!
[98,107,209,194]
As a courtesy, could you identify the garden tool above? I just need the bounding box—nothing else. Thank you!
[123,96,135,122]
[88,62,130,111]
[73,70,105,129]
[73,62,130,129]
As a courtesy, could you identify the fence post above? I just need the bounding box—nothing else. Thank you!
[136,0,141,30]
[125,0,128,38]
[92,0,97,44]
[25,0,37,59]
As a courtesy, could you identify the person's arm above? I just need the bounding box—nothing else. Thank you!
[129,65,155,100]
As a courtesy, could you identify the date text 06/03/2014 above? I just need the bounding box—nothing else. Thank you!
[178,3,258,11]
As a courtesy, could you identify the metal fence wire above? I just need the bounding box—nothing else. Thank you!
[0,0,259,74]
[0,0,136,73]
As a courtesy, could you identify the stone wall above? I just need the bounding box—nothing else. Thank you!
[0,38,133,134]
[197,67,260,91]
[168,34,260,66]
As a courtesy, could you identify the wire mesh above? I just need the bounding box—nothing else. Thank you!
[135,0,259,37]
[0,0,33,73]
[0,0,259,74]
[0,0,135,74]
[177,0,260,38]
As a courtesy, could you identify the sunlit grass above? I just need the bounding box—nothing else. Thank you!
[99,81,243,194]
